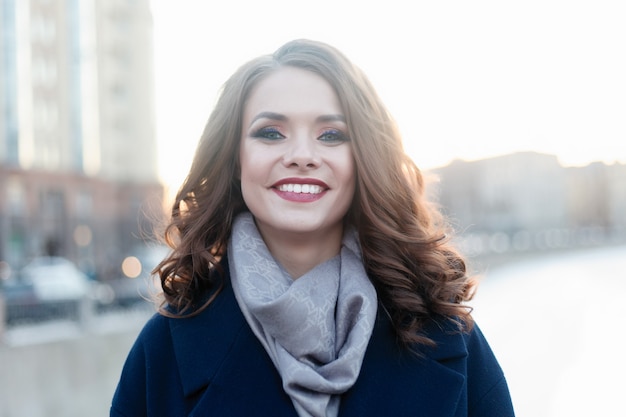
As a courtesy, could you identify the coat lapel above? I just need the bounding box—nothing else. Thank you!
[339,313,468,417]
[169,273,298,416]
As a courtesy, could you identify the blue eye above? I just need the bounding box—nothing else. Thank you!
[252,127,285,140]
[318,129,349,143]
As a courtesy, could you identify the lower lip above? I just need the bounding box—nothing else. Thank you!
[272,189,326,202]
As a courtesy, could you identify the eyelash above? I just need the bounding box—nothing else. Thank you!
[251,127,350,143]
[318,129,350,143]
[252,127,285,140]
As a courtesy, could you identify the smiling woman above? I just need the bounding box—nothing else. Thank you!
[239,67,356,275]
[111,39,515,417]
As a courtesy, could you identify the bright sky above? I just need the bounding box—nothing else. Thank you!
[151,0,626,191]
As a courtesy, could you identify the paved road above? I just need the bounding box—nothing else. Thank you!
[472,245,626,417]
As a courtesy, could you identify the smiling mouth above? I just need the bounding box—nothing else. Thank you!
[276,184,324,194]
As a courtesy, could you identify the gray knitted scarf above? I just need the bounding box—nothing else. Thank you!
[228,212,377,417]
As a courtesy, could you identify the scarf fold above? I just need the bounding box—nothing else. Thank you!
[228,212,377,417]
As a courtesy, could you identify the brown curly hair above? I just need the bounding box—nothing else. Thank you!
[157,39,476,348]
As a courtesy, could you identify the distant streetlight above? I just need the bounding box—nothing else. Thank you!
[121,256,142,279]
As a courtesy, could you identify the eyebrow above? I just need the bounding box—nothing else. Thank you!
[316,114,346,124]
[249,112,287,127]
[249,112,346,127]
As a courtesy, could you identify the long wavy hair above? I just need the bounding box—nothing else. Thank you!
[157,39,476,348]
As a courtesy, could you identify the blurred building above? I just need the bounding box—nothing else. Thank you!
[433,152,568,234]
[607,163,626,234]
[430,152,625,258]
[0,0,162,279]
[566,161,626,239]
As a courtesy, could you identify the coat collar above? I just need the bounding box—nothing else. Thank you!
[170,264,468,416]
[340,312,467,416]
[170,266,297,415]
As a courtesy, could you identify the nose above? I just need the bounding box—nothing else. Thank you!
[282,133,321,169]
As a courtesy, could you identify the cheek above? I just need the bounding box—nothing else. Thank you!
[239,170,257,213]
[238,162,256,198]
[238,142,257,180]
[238,145,266,205]
[337,150,356,190]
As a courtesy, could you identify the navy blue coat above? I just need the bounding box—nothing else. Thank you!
[111,264,514,417]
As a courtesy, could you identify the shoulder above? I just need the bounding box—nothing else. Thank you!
[136,311,172,341]
[114,312,180,376]
[346,313,514,416]
[420,316,503,366]
[462,323,515,416]
[130,313,179,361]
[111,286,242,417]
[421,318,515,416]
[128,257,238,358]
[110,313,176,417]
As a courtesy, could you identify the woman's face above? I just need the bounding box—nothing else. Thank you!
[239,66,355,244]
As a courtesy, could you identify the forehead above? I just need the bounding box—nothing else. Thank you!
[244,67,342,120]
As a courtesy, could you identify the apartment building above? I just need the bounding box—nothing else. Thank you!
[0,0,162,279]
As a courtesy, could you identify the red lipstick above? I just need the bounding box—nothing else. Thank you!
[271,178,329,202]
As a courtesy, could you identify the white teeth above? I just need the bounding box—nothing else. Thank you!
[277,184,323,194]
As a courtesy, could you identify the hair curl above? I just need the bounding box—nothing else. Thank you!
[156,39,476,348]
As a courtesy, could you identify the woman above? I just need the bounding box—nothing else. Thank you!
[111,39,514,417]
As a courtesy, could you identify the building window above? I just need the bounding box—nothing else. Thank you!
[76,190,93,218]
[30,14,56,43]
[32,56,57,86]
[6,178,26,216]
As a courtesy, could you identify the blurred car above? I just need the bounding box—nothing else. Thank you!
[20,256,90,302]
[3,256,91,325]
[1,279,39,306]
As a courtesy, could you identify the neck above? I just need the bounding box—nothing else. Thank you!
[256,225,344,279]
